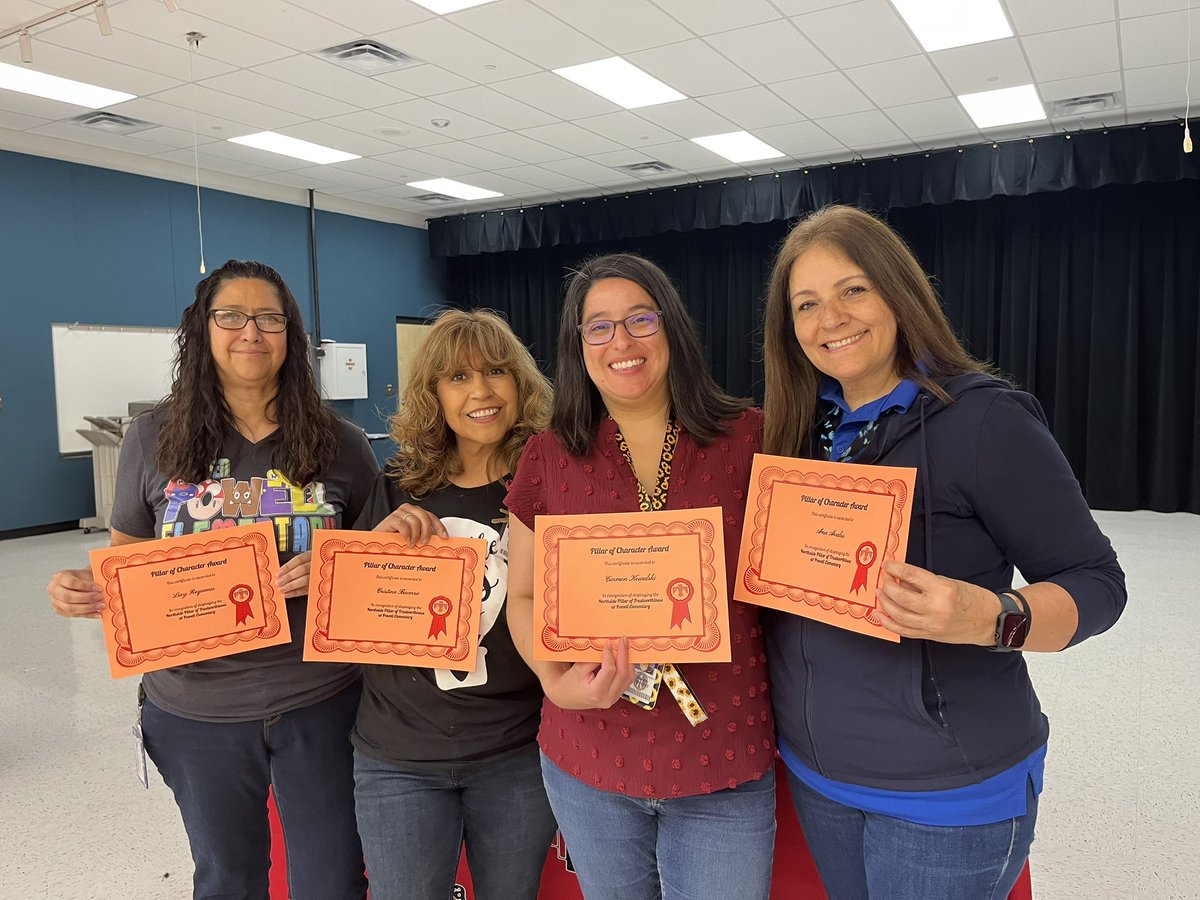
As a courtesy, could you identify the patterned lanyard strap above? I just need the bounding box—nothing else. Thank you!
[817,402,881,463]
[610,420,708,727]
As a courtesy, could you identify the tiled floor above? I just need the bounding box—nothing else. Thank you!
[1,510,1196,899]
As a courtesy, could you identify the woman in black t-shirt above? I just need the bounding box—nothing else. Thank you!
[352,309,557,900]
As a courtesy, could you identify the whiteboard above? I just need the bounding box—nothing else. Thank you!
[51,323,177,455]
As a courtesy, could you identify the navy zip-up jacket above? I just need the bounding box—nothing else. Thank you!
[764,372,1127,791]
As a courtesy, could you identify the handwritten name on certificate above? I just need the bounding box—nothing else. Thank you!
[533,508,731,663]
[89,521,287,678]
[734,455,917,642]
[303,530,486,671]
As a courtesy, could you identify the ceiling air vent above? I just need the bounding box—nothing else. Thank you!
[1049,93,1118,117]
[615,160,677,175]
[317,39,421,75]
[68,111,155,135]
[412,193,458,205]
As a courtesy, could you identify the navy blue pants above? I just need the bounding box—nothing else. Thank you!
[142,682,367,900]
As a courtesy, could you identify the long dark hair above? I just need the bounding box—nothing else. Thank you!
[154,260,338,485]
[762,206,990,457]
[387,308,552,496]
[551,253,751,456]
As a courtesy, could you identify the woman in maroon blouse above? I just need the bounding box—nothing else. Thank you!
[506,254,776,900]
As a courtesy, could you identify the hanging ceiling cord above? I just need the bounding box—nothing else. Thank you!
[186,31,207,274]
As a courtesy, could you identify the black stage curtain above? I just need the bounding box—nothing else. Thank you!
[431,122,1200,258]
[445,181,1200,513]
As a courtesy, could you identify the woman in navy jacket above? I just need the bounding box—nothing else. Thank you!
[760,205,1126,900]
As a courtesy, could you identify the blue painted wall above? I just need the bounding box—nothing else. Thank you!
[0,149,444,532]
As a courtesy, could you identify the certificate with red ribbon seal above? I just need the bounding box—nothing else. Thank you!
[733,455,916,642]
[303,530,486,671]
[89,521,288,678]
[532,507,731,663]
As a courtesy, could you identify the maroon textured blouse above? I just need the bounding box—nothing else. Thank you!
[505,409,775,798]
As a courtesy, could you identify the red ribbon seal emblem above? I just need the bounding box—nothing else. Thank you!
[428,595,453,638]
[850,542,877,595]
[667,578,694,629]
[228,583,255,626]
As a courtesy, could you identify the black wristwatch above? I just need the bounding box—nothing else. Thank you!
[989,589,1031,651]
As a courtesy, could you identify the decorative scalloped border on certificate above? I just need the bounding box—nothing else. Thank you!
[539,518,721,654]
[100,531,281,670]
[309,538,480,664]
[741,466,910,625]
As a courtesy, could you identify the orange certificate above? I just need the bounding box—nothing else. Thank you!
[734,454,917,642]
[303,530,486,671]
[89,521,287,678]
[533,508,730,663]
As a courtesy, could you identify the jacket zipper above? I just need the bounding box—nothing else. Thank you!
[800,619,824,774]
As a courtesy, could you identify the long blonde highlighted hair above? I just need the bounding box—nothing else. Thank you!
[387,308,552,496]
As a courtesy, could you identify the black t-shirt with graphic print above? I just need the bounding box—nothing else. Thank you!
[110,408,379,722]
[350,475,543,765]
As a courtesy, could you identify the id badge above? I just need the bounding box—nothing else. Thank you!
[622,663,663,710]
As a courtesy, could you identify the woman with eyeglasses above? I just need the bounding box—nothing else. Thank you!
[47,259,387,899]
[505,254,777,900]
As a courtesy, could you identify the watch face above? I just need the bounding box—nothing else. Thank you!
[999,611,1029,648]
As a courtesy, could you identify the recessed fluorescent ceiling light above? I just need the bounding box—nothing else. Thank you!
[228,132,360,164]
[409,0,498,12]
[553,57,685,110]
[692,131,785,164]
[958,84,1046,129]
[407,178,502,200]
[889,0,1011,52]
[0,61,135,109]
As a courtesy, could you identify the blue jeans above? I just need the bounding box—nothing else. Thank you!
[787,773,1037,900]
[540,753,776,900]
[141,683,366,900]
[354,744,556,900]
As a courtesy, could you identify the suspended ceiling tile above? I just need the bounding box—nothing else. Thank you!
[154,146,283,178]
[372,17,539,85]
[705,20,834,84]
[116,13,295,69]
[573,110,679,148]
[199,70,357,119]
[527,0,691,54]
[453,170,543,198]
[846,55,951,109]
[253,55,417,110]
[133,124,224,150]
[449,0,608,70]
[792,0,920,68]
[813,109,906,148]
[373,64,478,96]
[540,155,634,185]
[2,40,183,97]
[0,111,55,131]
[489,71,617,119]
[518,121,626,156]
[433,86,557,130]
[372,146,475,178]
[335,156,422,182]
[285,0,434,37]
[769,0,860,13]
[752,120,846,158]
[770,71,875,119]
[1006,0,1115,34]
[1038,72,1124,103]
[930,38,1033,94]
[1022,22,1121,83]
[274,121,399,157]
[1122,61,1191,108]
[1120,10,1200,69]
[628,39,758,97]
[697,86,807,130]
[1118,0,1194,14]
[634,99,740,141]
[650,0,783,36]
[375,97,504,140]
[283,165,395,192]
[106,97,255,136]
[29,120,177,155]
[182,0,359,52]
[642,137,747,171]
[0,89,89,119]
[149,83,306,132]
[31,17,233,82]
[258,170,345,192]
[468,131,572,164]
[492,163,591,190]
[319,110,453,150]
[422,140,523,171]
[885,97,976,140]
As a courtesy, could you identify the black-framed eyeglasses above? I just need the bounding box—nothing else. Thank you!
[577,311,663,346]
[208,309,289,333]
